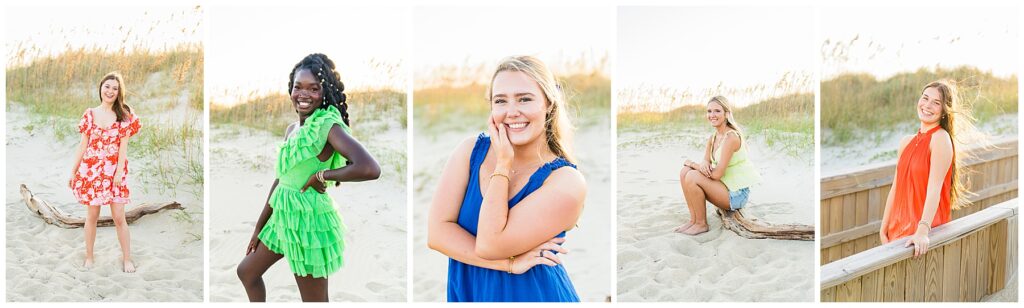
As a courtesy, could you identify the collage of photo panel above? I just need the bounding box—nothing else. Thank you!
[3,1,1020,305]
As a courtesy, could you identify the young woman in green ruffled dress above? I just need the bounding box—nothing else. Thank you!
[236,53,381,302]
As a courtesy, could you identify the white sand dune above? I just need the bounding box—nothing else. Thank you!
[207,124,407,302]
[822,114,1017,176]
[5,104,204,302]
[616,128,815,302]
[412,118,612,302]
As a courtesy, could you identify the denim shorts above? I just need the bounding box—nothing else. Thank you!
[729,187,751,210]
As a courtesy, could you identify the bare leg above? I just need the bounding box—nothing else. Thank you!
[295,274,329,302]
[682,172,732,235]
[237,242,284,302]
[674,165,697,232]
[110,203,135,273]
[83,205,101,268]
[681,172,708,235]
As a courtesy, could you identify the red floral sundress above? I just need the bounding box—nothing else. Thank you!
[71,109,142,206]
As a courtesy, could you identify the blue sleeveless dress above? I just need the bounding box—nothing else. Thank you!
[446,134,581,302]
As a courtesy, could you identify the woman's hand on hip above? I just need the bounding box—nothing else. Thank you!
[301,173,326,194]
[510,237,568,274]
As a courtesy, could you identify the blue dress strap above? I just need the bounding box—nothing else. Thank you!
[509,157,577,207]
[468,133,491,180]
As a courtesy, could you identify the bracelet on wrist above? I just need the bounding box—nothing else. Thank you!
[507,256,515,274]
[491,172,510,182]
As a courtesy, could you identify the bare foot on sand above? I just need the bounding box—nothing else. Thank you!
[123,258,136,273]
[683,223,709,235]
[83,257,94,269]
[673,221,694,233]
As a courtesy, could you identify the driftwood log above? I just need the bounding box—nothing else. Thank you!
[20,184,182,229]
[715,206,814,241]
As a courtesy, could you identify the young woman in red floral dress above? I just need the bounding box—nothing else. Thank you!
[68,72,142,273]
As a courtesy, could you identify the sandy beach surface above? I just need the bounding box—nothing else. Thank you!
[5,102,204,302]
[982,272,1018,302]
[207,123,407,302]
[616,128,815,302]
[412,118,613,302]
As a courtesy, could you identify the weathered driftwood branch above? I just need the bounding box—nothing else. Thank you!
[20,184,182,229]
[716,205,814,241]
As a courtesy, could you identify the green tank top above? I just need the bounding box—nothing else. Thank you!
[276,105,351,190]
[710,130,761,191]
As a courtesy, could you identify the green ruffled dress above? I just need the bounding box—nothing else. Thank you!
[258,105,350,278]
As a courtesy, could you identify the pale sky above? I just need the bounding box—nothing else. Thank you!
[206,6,407,106]
[617,6,815,110]
[820,6,1018,79]
[6,6,202,67]
[413,6,610,88]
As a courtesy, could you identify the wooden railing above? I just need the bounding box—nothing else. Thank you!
[821,139,1018,265]
[821,200,1017,302]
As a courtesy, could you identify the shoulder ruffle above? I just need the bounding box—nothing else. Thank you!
[120,112,141,138]
[78,110,93,134]
[277,105,351,175]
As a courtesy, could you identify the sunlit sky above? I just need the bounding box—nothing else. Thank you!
[5,6,202,67]
[820,6,1018,80]
[617,6,815,110]
[207,6,407,106]
[413,6,610,88]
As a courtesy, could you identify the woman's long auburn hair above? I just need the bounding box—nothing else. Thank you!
[487,56,576,164]
[922,79,976,210]
[98,72,131,122]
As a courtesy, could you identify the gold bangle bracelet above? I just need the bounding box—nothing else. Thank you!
[918,221,931,230]
[507,256,515,274]
[491,172,511,182]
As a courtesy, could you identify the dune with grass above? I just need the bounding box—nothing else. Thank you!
[821,67,1018,175]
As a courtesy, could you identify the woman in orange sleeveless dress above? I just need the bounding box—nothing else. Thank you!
[879,80,969,258]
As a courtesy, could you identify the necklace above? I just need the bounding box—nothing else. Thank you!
[510,157,550,175]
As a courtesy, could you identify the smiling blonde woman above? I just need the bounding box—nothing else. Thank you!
[675,95,762,235]
[427,55,587,302]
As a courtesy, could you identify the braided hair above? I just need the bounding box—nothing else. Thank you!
[287,53,350,126]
